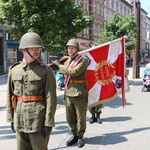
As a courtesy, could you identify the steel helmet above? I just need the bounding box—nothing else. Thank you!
[19,32,43,49]
[66,39,79,50]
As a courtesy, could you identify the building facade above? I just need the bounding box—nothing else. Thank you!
[140,8,147,56]
[74,0,105,49]
[0,0,150,73]
[145,16,150,60]
[0,26,5,68]
[74,0,149,59]
[104,0,132,20]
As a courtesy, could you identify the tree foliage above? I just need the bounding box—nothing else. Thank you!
[96,13,138,53]
[0,0,93,52]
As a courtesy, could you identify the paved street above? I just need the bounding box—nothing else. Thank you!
[1,65,150,150]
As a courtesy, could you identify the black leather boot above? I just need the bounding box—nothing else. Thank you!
[97,117,102,124]
[66,136,78,146]
[77,137,85,148]
[97,113,102,124]
[89,115,97,124]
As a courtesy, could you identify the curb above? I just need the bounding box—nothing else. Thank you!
[128,79,143,86]
[0,74,7,78]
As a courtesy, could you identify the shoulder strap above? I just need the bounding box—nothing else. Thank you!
[9,61,21,70]
[65,55,83,88]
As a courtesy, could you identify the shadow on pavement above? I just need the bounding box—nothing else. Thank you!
[101,127,150,145]
[103,97,132,108]
[102,116,132,122]
[0,134,16,140]
[51,125,69,135]
[0,106,6,111]
[85,135,107,145]
[51,120,69,135]
[0,125,16,140]
[0,75,8,85]
[50,127,150,149]
[0,125,10,129]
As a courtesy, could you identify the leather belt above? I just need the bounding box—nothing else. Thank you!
[17,96,44,102]
[69,79,86,84]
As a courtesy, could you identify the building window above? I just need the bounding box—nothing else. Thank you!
[111,0,114,9]
[84,0,88,11]
[84,27,89,35]
[99,3,102,16]
[146,23,149,30]
[124,7,126,16]
[146,42,149,49]
[147,32,150,39]
[116,2,118,11]
[93,1,98,14]
[5,33,11,40]
[94,24,97,36]
[75,0,80,5]
[128,9,130,15]
[93,1,102,15]
[94,24,101,36]
[120,5,122,14]
[106,0,109,7]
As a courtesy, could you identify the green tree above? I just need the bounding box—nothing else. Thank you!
[0,0,93,52]
[96,13,138,54]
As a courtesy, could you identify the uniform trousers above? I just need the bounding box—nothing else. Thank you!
[16,130,50,150]
[89,104,102,117]
[65,96,87,137]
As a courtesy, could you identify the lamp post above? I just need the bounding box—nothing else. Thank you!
[136,0,141,78]
[133,0,141,78]
[89,0,93,48]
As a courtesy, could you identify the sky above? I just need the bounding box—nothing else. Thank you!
[140,0,150,17]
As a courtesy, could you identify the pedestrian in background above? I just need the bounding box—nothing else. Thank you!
[6,32,57,150]
[55,71,65,90]
[53,39,88,148]
[55,50,69,91]
[144,60,150,72]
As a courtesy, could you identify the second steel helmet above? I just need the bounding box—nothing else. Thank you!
[66,39,79,50]
[19,32,43,49]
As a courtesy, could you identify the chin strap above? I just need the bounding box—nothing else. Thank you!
[25,48,37,61]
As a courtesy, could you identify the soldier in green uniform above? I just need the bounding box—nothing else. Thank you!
[89,104,103,124]
[53,39,88,148]
[6,32,57,150]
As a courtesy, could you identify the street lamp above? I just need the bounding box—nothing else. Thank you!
[90,41,94,47]
[133,0,141,78]
[135,0,141,78]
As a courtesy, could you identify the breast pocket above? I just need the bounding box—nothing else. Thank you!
[12,75,23,95]
[28,75,41,82]
[28,75,42,91]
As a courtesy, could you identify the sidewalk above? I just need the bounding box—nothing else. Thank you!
[127,65,144,86]
[1,66,150,150]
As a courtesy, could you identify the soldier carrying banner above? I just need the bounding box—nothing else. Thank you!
[53,39,88,148]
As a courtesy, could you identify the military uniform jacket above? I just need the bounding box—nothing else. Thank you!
[6,60,57,133]
[59,55,88,98]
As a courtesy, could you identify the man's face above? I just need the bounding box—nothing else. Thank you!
[67,46,78,57]
[25,47,42,60]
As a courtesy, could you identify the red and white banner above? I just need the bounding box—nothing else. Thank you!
[79,36,130,109]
